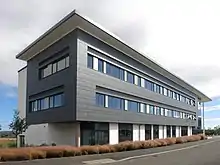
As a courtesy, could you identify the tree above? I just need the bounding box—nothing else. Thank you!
[0,124,1,131]
[9,110,28,147]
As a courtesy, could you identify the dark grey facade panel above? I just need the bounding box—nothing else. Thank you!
[26,30,78,125]
[76,30,197,126]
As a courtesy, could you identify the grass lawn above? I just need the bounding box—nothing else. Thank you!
[0,138,16,148]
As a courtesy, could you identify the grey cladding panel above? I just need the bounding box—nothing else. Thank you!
[76,31,197,127]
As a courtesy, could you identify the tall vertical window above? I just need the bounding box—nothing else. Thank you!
[150,105,154,114]
[153,125,159,139]
[137,76,141,87]
[127,100,140,112]
[155,107,161,115]
[156,85,160,93]
[145,124,151,140]
[87,54,93,69]
[127,71,135,84]
[96,93,105,107]
[167,126,171,138]
[172,126,176,137]
[108,96,124,110]
[119,124,133,142]
[98,59,104,72]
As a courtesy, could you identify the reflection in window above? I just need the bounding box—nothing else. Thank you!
[128,101,140,112]
[127,71,135,84]
[108,96,124,110]
[87,55,93,69]
[150,105,154,114]
[145,80,154,91]
[119,124,133,142]
[106,62,124,80]
[96,93,105,107]
[145,124,151,140]
[153,125,159,139]
[98,59,104,73]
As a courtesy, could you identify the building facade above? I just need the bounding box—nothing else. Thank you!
[17,10,211,146]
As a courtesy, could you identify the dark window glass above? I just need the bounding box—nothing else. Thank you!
[106,63,124,80]
[145,80,154,91]
[137,76,141,86]
[98,59,104,72]
[57,58,66,71]
[108,96,124,110]
[127,71,134,84]
[119,124,133,142]
[172,126,176,137]
[181,126,188,136]
[37,100,41,110]
[80,122,109,146]
[127,100,140,112]
[170,90,173,98]
[96,93,105,107]
[65,56,69,67]
[156,85,160,93]
[49,96,54,108]
[156,107,161,115]
[145,124,151,140]
[167,126,171,138]
[153,125,159,139]
[87,55,93,69]
[150,105,154,114]
[52,63,57,73]
[54,93,64,107]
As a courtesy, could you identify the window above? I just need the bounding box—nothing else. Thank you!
[170,90,173,98]
[80,122,109,146]
[145,80,154,91]
[87,55,93,69]
[167,126,171,138]
[137,76,141,86]
[181,126,188,136]
[52,63,57,73]
[160,108,164,116]
[186,98,190,104]
[160,86,164,95]
[127,71,134,84]
[30,93,64,112]
[176,94,180,101]
[49,96,54,108]
[108,96,124,110]
[172,126,176,137]
[57,58,66,71]
[173,92,176,99]
[65,56,70,67]
[127,100,140,112]
[164,88,168,96]
[98,59,104,72]
[155,107,161,115]
[156,85,160,93]
[119,124,133,142]
[54,93,64,107]
[96,93,105,107]
[150,105,154,114]
[153,125,159,139]
[42,64,52,78]
[106,62,124,80]
[145,125,151,140]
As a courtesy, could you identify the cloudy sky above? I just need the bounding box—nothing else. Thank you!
[0,0,220,129]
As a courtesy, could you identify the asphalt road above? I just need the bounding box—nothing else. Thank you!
[109,137,220,165]
[2,137,220,165]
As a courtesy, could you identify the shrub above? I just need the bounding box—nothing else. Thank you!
[80,145,99,155]
[36,146,64,158]
[97,145,112,154]
[63,146,82,157]
[164,138,176,145]
[0,149,31,161]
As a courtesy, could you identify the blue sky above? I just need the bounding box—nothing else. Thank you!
[1,0,220,130]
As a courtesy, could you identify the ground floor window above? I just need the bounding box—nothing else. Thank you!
[80,122,109,146]
[153,125,159,139]
[181,126,188,136]
[119,123,133,142]
[172,126,176,137]
[145,124,151,140]
[167,126,171,138]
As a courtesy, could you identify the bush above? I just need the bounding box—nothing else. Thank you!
[0,135,206,162]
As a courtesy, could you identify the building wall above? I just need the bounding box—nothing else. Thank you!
[25,30,78,125]
[76,30,197,126]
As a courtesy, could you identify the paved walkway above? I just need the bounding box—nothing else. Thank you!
[2,137,220,165]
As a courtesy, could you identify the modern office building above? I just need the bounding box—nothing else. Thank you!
[17,10,211,146]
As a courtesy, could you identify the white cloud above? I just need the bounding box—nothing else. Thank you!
[1,0,220,99]
[205,118,220,128]
[204,105,220,112]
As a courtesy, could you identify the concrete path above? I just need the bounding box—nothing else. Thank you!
[2,137,220,165]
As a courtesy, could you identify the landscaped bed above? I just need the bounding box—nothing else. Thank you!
[0,134,207,162]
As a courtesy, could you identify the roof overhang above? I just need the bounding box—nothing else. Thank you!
[16,10,211,102]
